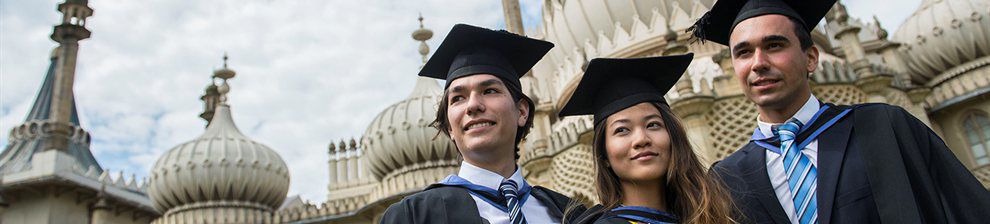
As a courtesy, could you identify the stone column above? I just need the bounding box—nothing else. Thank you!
[328,143,338,190]
[346,145,356,186]
[335,141,346,186]
[671,77,716,165]
[90,187,111,224]
[501,0,525,35]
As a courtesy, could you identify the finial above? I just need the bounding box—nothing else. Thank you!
[412,14,434,64]
[418,13,424,28]
[873,15,888,39]
[214,53,236,80]
[222,52,229,69]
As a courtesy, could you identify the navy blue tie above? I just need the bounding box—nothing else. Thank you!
[499,179,527,224]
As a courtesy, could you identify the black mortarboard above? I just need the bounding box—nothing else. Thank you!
[419,24,554,91]
[558,53,694,125]
[690,0,837,45]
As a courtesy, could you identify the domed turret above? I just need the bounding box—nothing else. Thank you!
[148,56,289,223]
[892,0,990,84]
[360,16,460,199]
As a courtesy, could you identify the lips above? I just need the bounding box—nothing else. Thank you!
[631,151,659,160]
[751,78,780,87]
[463,119,496,131]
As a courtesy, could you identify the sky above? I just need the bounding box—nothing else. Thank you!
[0,0,922,203]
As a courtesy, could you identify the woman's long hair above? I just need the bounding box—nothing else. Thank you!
[592,102,736,224]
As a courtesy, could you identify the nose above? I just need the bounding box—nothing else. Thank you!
[750,49,770,74]
[465,93,485,116]
[632,129,652,149]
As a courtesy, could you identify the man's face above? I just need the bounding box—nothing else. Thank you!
[729,14,817,111]
[445,74,528,158]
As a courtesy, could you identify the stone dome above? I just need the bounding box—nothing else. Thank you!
[892,0,990,84]
[148,104,290,212]
[541,0,713,60]
[363,77,458,180]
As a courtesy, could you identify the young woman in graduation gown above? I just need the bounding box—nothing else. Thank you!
[559,53,737,224]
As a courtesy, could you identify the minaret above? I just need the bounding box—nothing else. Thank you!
[501,0,525,35]
[46,0,93,151]
[0,0,101,175]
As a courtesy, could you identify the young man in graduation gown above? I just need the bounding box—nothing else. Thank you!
[380,24,580,224]
[690,0,990,223]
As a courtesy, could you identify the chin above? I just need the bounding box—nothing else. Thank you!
[620,167,667,182]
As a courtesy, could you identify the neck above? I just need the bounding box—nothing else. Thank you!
[758,91,811,123]
[461,145,517,178]
[619,179,669,212]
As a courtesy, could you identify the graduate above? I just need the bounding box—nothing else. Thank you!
[690,0,990,223]
[380,24,580,224]
[559,53,737,224]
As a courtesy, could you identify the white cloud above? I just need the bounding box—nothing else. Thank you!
[0,0,927,204]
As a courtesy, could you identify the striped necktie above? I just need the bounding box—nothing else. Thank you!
[499,179,527,224]
[773,119,818,224]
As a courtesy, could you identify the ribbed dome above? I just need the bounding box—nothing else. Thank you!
[892,0,990,84]
[148,104,290,212]
[541,0,713,60]
[363,77,458,179]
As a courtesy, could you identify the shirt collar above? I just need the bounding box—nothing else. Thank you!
[457,160,526,190]
[757,94,820,138]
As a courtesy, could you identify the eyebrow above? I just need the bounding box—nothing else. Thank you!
[448,78,504,94]
[608,113,664,127]
[731,34,791,52]
[643,114,663,122]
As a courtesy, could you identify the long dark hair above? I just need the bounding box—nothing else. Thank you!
[591,102,736,223]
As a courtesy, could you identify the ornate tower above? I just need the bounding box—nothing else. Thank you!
[0,0,100,175]
[47,0,93,151]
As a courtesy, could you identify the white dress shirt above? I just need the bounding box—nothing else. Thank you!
[757,95,820,224]
[458,161,558,224]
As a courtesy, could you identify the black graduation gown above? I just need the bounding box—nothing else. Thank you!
[380,184,582,224]
[713,103,990,224]
[571,205,679,224]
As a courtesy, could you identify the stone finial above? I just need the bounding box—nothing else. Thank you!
[830,1,850,25]
[328,142,336,153]
[412,14,434,64]
[675,76,694,96]
[873,15,888,40]
[349,138,358,149]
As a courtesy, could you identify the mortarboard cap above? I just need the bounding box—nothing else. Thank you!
[558,53,694,125]
[690,0,837,46]
[419,24,554,91]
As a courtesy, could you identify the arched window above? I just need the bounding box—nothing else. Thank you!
[963,112,990,166]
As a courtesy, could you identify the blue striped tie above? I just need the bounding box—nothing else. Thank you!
[774,119,818,224]
[499,179,527,224]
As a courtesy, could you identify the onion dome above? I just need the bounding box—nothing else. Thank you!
[362,77,457,180]
[148,59,289,214]
[541,0,713,59]
[892,0,990,84]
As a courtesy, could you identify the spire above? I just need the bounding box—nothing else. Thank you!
[501,0,525,35]
[411,14,433,65]
[0,0,101,175]
[410,15,441,97]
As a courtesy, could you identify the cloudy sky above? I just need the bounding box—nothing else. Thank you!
[1,0,920,203]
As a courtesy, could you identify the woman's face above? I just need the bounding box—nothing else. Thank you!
[604,102,672,183]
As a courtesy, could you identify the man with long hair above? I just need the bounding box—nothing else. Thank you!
[381,24,579,224]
